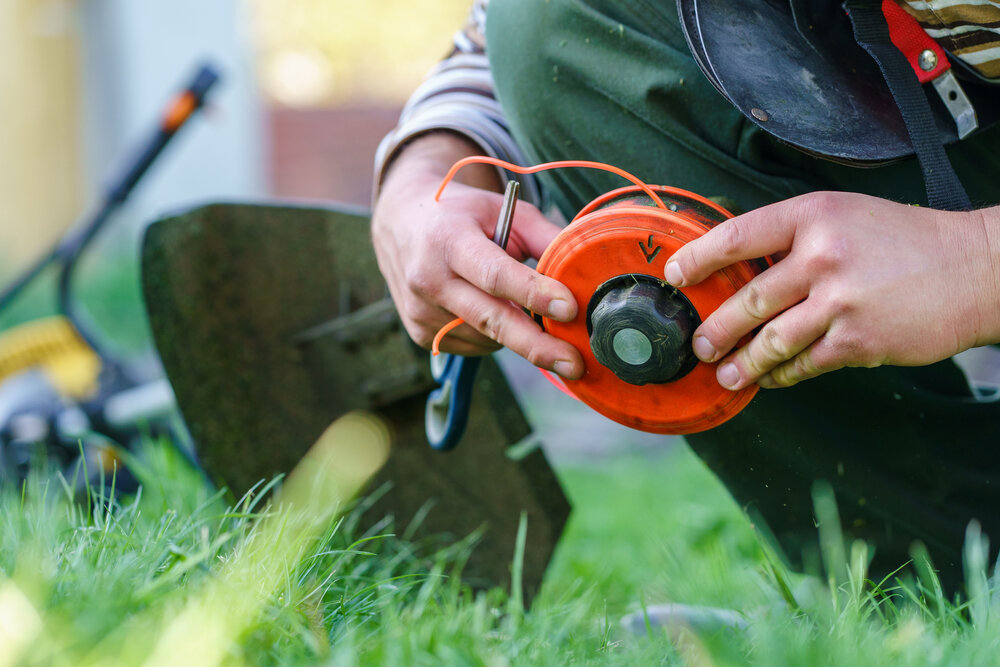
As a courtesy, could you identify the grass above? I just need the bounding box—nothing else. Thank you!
[2,421,1000,666]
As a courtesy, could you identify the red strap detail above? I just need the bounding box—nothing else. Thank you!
[882,0,949,83]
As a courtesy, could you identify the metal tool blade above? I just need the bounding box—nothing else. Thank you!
[141,202,569,600]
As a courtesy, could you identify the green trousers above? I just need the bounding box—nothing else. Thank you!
[487,0,1000,590]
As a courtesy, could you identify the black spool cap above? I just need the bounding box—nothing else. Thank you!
[587,275,700,386]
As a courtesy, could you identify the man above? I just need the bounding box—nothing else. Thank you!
[372,0,1000,590]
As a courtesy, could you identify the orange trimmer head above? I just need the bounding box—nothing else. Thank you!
[434,158,769,435]
[537,186,765,434]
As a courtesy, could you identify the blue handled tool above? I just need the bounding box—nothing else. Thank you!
[425,180,519,451]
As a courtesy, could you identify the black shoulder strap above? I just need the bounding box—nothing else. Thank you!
[844,0,972,211]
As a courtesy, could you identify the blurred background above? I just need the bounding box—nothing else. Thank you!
[0,0,672,464]
[0,0,469,284]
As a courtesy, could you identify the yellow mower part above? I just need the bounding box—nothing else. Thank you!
[0,316,102,399]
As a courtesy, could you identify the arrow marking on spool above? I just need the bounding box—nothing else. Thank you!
[639,235,662,263]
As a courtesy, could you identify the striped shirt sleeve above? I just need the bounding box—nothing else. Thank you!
[896,0,1000,79]
[372,0,542,206]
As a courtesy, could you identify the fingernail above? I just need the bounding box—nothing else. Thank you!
[717,363,740,390]
[548,298,575,321]
[758,375,777,389]
[553,360,576,379]
[664,262,685,287]
[692,335,716,362]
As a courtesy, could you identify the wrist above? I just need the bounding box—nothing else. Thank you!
[975,206,1000,345]
[949,206,1000,347]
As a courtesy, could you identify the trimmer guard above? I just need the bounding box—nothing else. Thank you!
[141,203,569,597]
[677,0,999,164]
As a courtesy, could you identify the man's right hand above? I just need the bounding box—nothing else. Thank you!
[371,133,584,379]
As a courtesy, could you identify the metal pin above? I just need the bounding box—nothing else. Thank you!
[493,180,519,250]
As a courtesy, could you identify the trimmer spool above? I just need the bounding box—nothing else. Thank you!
[536,185,768,434]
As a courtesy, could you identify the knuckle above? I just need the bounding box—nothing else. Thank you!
[802,190,839,216]
[767,354,812,387]
[793,351,819,377]
[825,238,851,267]
[828,331,868,364]
[470,306,503,343]
[677,252,700,282]
[769,365,797,387]
[800,230,850,275]
[523,344,548,368]
[719,218,753,258]
[404,265,437,296]
[479,261,504,297]
[797,191,847,230]
[816,238,850,272]
[800,240,833,273]
[702,316,735,349]
[741,282,770,321]
[758,325,790,363]
[522,274,552,313]
[821,289,854,318]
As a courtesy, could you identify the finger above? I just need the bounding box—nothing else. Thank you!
[714,301,830,390]
[692,260,809,362]
[445,191,561,261]
[664,196,814,288]
[439,279,584,379]
[448,234,578,323]
[433,333,501,357]
[406,316,498,353]
[504,204,565,260]
[758,334,846,388]
[400,294,499,351]
[429,318,502,355]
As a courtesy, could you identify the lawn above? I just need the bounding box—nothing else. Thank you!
[2,411,999,665]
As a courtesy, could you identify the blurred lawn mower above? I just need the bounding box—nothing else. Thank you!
[0,60,570,599]
[0,63,219,491]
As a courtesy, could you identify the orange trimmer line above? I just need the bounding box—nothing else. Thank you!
[431,318,464,355]
[434,157,668,209]
[539,368,580,400]
[431,157,667,358]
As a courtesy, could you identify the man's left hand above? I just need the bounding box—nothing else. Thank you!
[663,191,1000,390]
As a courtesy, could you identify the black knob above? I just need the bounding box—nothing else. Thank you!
[587,275,700,385]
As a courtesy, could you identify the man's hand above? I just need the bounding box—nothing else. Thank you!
[663,191,1000,390]
[371,133,584,379]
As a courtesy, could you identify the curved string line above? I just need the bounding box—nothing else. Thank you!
[434,156,667,210]
[539,368,581,401]
[433,323,581,402]
[431,317,464,356]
